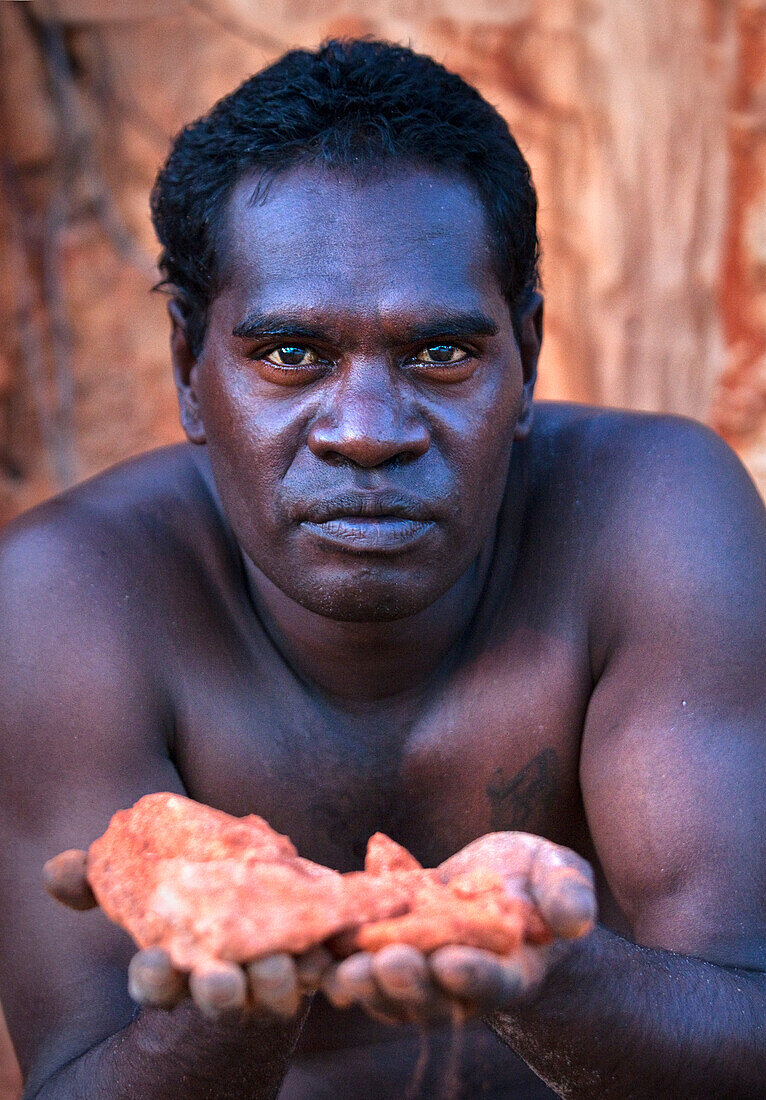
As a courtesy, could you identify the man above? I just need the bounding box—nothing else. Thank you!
[0,38,764,1099]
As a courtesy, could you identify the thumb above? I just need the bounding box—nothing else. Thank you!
[43,849,98,911]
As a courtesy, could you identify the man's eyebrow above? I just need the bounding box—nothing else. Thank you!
[232,310,499,343]
[232,314,327,341]
[402,312,498,342]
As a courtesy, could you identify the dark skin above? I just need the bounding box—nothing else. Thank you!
[0,165,764,1099]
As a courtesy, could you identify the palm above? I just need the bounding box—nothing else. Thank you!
[437,831,596,939]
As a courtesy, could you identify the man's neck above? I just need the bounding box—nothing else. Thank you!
[241,546,494,706]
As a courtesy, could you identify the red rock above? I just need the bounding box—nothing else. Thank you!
[87,794,413,970]
[84,793,559,973]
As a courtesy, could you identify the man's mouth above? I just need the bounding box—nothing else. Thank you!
[302,515,435,552]
[297,493,437,553]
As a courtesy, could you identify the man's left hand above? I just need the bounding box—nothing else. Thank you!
[322,832,597,1024]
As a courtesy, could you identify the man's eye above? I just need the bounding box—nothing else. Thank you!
[264,346,319,367]
[414,345,466,365]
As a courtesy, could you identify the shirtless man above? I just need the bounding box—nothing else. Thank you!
[1,39,764,1100]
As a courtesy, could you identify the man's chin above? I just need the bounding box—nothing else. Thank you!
[288,580,438,623]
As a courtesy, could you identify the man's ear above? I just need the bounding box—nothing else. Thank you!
[514,291,543,441]
[169,299,206,444]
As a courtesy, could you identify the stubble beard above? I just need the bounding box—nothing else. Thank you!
[283,573,441,623]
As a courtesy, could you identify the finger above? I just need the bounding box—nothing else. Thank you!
[437,832,538,882]
[43,849,97,911]
[370,945,433,1006]
[371,945,456,1024]
[321,952,377,1010]
[295,945,333,992]
[323,953,438,1026]
[247,954,300,1018]
[430,946,526,1008]
[529,846,597,939]
[128,947,187,1008]
[189,960,248,1021]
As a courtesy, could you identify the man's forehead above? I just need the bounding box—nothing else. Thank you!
[217,163,501,299]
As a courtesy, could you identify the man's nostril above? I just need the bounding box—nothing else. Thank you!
[306,414,430,467]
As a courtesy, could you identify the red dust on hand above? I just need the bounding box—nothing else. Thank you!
[352,869,551,956]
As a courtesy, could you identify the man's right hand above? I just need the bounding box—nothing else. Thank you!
[43,849,333,1022]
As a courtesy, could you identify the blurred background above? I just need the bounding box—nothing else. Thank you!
[1,0,765,529]
[0,0,764,1092]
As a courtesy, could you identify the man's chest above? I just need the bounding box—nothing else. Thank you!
[170,620,593,872]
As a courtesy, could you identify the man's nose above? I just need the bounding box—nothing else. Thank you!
[307,369,430,467]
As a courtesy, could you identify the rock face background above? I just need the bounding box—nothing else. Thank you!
[0,0,764,1093]
[0,0,765,530]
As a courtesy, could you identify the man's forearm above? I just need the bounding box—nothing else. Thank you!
[489,925,765,1100]
[29,1000,306,1100]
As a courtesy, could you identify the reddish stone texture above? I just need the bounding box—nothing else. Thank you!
[80,793,558,970]
[349,869,549,956]
[712,0,766,490]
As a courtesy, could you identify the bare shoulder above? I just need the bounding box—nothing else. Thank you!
[0,443,216,577]
[532,399,761,498]
[532,401,765,674]
[531,400,765,558]
[0,451,194,1077]
[0,443,230,643]
[545,410,766,966]
[0,445,212,823]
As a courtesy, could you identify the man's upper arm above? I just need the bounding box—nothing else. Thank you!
[580,418,766,969]
[0,510,185,1089]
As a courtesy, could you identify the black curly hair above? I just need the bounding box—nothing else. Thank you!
[151,38,540,356]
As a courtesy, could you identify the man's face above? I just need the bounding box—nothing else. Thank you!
[183,165,538,621]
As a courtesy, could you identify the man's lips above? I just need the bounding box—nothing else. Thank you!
[295,491,437,525]
[302,516,435,552]
[294,493,438,553]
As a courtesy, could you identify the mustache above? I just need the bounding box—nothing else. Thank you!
[293,491,440,523]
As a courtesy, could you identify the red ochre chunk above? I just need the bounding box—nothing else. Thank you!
[76,793,561,972]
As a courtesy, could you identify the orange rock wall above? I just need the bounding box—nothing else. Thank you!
[714,0,766,488]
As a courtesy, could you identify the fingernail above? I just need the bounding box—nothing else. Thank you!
[128,947,186,1007]
[247,955,300,1017]
[190,961,248,1019]
[43,850,97,910]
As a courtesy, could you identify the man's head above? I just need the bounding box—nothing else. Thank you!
[151,38,539,356]
[153,41,543,623]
